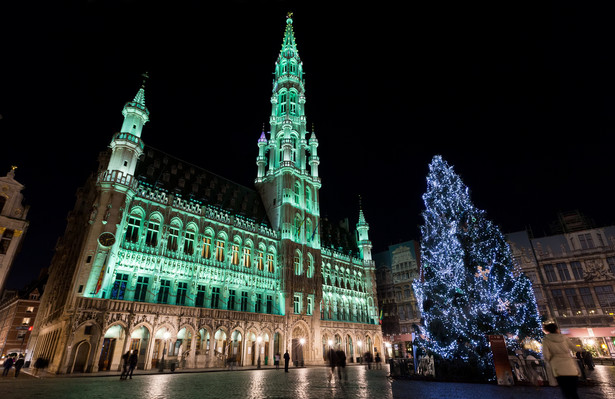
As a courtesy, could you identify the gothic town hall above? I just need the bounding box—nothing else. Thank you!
[26,15,383,374]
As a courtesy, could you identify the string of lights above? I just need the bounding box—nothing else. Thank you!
[413,155,543,379]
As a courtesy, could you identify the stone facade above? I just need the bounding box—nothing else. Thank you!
[507,225,615,358]
[375,241,421,359]
[0,167,29,295]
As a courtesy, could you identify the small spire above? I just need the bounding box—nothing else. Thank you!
[258,132,268,144]
[358,195,367,224]
[130,72,149,107]
[280,12,299,59]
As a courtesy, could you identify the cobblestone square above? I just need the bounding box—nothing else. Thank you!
[1,364,613,399]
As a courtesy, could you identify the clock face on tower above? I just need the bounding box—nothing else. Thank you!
[98,232,116,247]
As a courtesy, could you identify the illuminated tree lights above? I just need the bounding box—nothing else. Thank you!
[413,155,542,380]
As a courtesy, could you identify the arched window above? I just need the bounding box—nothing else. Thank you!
[125,213,141,243]
[202,229,214,259]
[145,216,161,247]
[167,220,181,252]
[231,238,240,266]
[294,250,302,275]
[257,244,265,271]
[267,247,276,273]
[184,224,197,255]
[242,240,252,267]
[289,91,297,115]
[215,234,226,262]
[278,90,287,115]
[305,187,312,211]
[306,253,314,278]
[294,181,301,205]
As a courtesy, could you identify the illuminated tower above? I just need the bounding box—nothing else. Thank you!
[255,13,323,320]
[357,206,373,263]
[81,78,149,296]
[0,167,29,294]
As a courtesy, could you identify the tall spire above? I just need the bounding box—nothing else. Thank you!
[255,13,321,241]
[280,12,299,60]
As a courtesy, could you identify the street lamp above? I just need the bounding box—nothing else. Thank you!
[257,336,262,369]
[159,331,171,372]
[357,340,363,364]
[299,338,305,367]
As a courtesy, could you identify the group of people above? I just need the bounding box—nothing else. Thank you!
[273,351,290,372]
[120,350,139,380]
[2,354,25,377]
[327,348,348,381]
[362,351,382,370]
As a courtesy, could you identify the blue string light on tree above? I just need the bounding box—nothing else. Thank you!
[413,155,543,381]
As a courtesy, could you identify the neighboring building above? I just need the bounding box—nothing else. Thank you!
[0,167,29,295]
[0,279,43,360]
[507,218,615,358]
[374,241,421,359]
[26,15,382,374]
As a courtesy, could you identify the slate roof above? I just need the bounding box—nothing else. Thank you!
[135,146,272,228]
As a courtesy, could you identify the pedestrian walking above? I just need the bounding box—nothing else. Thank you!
[128,350,138,379]
[274,353,280,370]
[336,349,347,381]
[375,352,382,369]
[2,356,14,376]
[542,322,580,399]
[364,351,373,369]
[582,349,594,371]
[328,348,338,381]
[33,357,43,376]
[120,350,130,380]
[13,355,24,378]
[283,350,290,372]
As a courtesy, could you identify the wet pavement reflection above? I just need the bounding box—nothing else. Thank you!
[2,364,613,398]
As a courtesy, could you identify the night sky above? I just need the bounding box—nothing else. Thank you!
[2,1,615,290]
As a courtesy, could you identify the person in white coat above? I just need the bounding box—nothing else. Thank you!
[542,322,580,399]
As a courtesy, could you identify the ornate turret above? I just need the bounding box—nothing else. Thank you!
[104,74,149,183]
[356,198,373,262]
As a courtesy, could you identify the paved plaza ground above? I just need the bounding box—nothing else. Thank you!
[0,363,613,398]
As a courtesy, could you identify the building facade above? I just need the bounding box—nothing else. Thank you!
[507,223,615,358]
[374,241,421,360]
[0,167,29,295]
[26,15,382,374]
[0,284,41,360]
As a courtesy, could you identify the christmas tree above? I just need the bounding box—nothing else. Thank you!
[413,155,542,380]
